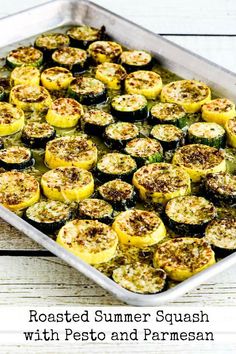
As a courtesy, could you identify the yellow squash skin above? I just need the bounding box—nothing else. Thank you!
[225,117,236,147]
[88,41,123,63]
[10,84,52,112]
[0,102,25,137]
[132,163,191,205]
[46,98,84,128]
[57,219,118,264]
[41,166,94,202]
[0,171,40,211]
[172,144,226,182]
[10,66,40,86]
[41,67,73,91]
[202,98,235,126]
[95,62,127,90]
[161,80,211,113]
[45,136,97,170]
[125,70,162,99]
[153,238,215,281]
[112,209,166,247]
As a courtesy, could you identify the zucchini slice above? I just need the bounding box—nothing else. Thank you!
[124,137,163,165]
[67,25,105,49]
[0,102,24,137]
[0,146,34,171]
[81,109,115,136]
[172,144,226,182]
[46,98,83,128]
[205,217,236,256]
[188,122,226,148]
[133,162,191,204]
[45,136,97,170]
[6,47,43,68]
[202,172,236,207]
[68,77,107,105]
[97,179,137,211]
[150,102,187,128]
[153,238,215,281]
[21,122,56,148]
[112,209,166,247]
[112,263,166,294]
[25,200,73,233]
[104,121,139,149]
[95,62,127,90]
[111,94,148,121]
[165,196,216,236]
[34,33,70,57]
[125,70,162,99]
[225,117,236,148]
[57,219,118,264]
[88,41,122,63]
[78,198,114,224]
[202,98,235,126]
[97,153,137,182]
[52,47,88,73]
[150,124,184,150]
[10,66,40,86]
[41,166,94,202]
[120,50,153,72]
[0,86,5,101]
[0,171,40,211]
[41,67,73,91]
[10,84,52,112]
[161,80,211,113]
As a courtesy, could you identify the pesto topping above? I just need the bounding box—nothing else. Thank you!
[0,171,38,206]
[79,199,113,219]
[125,138,163,158]
[7,47,43,66]
[82,110,114,126]
[188,122,225,139]
[35,33,70,50]
[0,146,31,164]
[23,122,55,138]
[105,122,139,141]
[202,98,235,113]
[97,153,136,175]
[69,77,105,95]
[67,26,101,41]
[125,70,162,89]
[111,94,147,112]
[133,163,190,193]
[165,196,216,225]
[113,263,166,294]
[151,102,186,122]
[51,98,83,116]
[98,179,134,201]
[26,200,71,223]
[120,50,152,66]
[205,218,236,250]
[52,47,87,66]
[0,102,23,124]
[173,144,225,170]
[162,80,210,103]
[151,124,183,142]
[204,172,236,196]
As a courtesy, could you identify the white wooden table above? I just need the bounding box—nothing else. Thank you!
[1,0,236,352]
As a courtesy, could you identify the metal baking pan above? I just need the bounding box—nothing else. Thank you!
[0,0,236,306]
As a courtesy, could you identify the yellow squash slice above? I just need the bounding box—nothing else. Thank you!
[45,136,97,170]
[153,238,215,281]
[0,171,40,211]
[95,62,126,89]
[132,162,191,204]
[202,98,235,126]
[112,209,166,247]
[10,66,40,86]
[10,84,52,111]
[161,80,211,113]
[41,66,73,91]
[88,41,122,63]
[172,144,226,182]
[57,219,118,264]
[41,166,94,202]
[46,98,83,128]
[125,70,162,99]
[225,117,236,147]
[0,102,24,136]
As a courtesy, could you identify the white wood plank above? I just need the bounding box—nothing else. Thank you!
[1,0,236,35]
[1,256,236,306]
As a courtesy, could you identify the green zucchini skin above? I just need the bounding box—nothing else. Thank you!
[81,110,115,136]
[0,148,35,171]
[124,138,163,166]
[104,122,139,150]
[6,47,43,68]
[121,60,153,73]
[52,48,89,74]
[96,179,137,211]
[165,196,216,236]
[187,122,226,148]
[68,78,107,105]
[77,199,114,224]
[0,78,10,100]
[34,33,70,60]
[24,201,73,233]
[150,124,184,150]
[82,121,109,136]
[204,218,236,257]
[66,26,106,49]
[0,86,6,101]
[21,123,56,148]
[202,172,236,207]
[110,104,148,122]
[149,103,188,128]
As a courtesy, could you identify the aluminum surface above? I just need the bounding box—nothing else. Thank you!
[0,0,236,306]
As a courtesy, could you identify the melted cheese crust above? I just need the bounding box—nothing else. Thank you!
[10,84,50,103]
[7,47,42,66]
[10,66,40,86]
[97,153,137,175]
[52,47,87,66]
[35,33,70,49]
[0,146,31,164]
[188,122,225,139]
[113,263,166,294]
[69,77,105,95]
[151,102,186,121]
[50,98,83,117]
[125,70,162,89]
[23,122,54,138]
[205,172,236,196]
[88,41,122,62]
[96,63,126,80]
[165,196,216,224]
[151,124,183,142]
[79,199,113,219]
[82,110,114,126]
[105,122,139,140]
[67,26,101,41]
[120,50,152,66]
[125,138,162,157]
[26,200,71,223]
[111,94,147,112]
[202,98,234,113]
[205,218,236,249]
[0,102,23,124]
[98,179,134,201]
